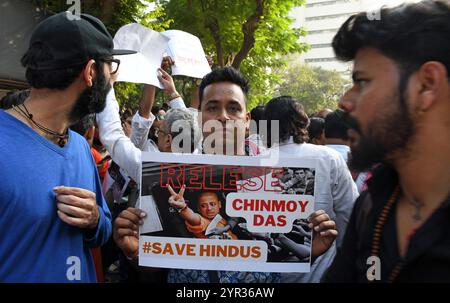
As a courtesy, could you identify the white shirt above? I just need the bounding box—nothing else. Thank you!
[97,89,196,183]
[266,138,359,282]
[325,144,351,162]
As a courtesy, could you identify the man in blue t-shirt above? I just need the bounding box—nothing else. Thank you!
[0,12,135,282]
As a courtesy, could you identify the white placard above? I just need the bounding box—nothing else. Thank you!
[162,30,212,79]
[113,23,169,88]
[139,153,317,273]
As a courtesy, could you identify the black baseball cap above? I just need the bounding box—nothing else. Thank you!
[25,11,136,70]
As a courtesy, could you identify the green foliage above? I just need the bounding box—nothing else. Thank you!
[276,62,350,114]
[159,0,309,110]
[31,0,313,111]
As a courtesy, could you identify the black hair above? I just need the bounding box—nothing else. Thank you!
[161,103,170,112]
[0,90,30,109]
[333,0,450,81]
[324,109,349,140]
[307,117,325,142]
[151,106,161,116]
[250,105,265,133]
[121,108,133,121]
[70,114,95,136]
[264,96,310,147]
[250,105,265,123]
[199,67,249,108]
[21,42,106,90]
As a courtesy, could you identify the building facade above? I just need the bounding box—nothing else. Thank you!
[291,0,414,77]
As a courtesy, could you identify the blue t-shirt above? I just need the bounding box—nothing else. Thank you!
[0,110,112,282]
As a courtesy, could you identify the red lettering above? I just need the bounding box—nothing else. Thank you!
[160,164,184,189]
[265,167,284,192]
[265,215,277,226]
[203,165,222,190]
[286,201,297,212]
[223,166,241,191]
[277,215,287,227]
[254,214,265,226]
[184,165,204,190]
[298,200,309,212]
[233,198,243,211]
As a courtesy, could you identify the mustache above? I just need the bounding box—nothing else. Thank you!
[341,112,362,134]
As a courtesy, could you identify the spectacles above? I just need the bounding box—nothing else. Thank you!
[154,127,168,138]
[100,58,121,74]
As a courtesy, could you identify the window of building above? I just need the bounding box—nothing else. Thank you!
[306,0,353,8]
[310,43,332,49]
[305,57,336,63]
[308,28,338,35]
[306,12,352,21]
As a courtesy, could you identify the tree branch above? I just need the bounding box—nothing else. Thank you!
[100,0,117,25]
[205,16,225,67]
[232,0,265,69]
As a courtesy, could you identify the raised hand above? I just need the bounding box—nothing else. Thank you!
[157,68,178,97]
[161,56,175,72]
[167,184,186,211]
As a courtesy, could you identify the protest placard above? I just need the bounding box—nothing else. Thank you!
[113,23,169,88]
[113,24,211,87]
[162,30,212,79]
[139,152,317,273]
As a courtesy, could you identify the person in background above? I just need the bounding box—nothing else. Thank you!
[264,96,359,283]
[307,117,326,145]
[324,109,351,162]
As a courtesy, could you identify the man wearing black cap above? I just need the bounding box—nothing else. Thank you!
[0,12,135,282]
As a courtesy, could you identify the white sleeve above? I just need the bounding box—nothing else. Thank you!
[330,154,359,247]
[167,96,186,109]
[130,111,155,150]
[96,88,142,183]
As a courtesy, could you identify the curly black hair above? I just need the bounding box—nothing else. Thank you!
[264,96,310,147]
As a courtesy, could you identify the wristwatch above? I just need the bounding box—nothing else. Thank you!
[168,91,180,101]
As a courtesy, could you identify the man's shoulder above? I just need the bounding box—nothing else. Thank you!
[68,130,89,148]
[301,143,344,160]
[68,130,94,159]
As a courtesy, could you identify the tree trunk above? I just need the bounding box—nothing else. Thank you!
[232,0,265,70]
[205,17,225,67]
[100,0,116,25]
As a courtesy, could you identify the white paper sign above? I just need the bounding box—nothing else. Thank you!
[162,30,212,79]
[113,24,211,86]
[113,23,169,88]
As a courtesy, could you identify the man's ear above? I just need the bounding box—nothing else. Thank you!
[415,61,448,112]
[85,125,95,145]
[83,59,96,87]
[245,111,251,129]
[166,133,173,151]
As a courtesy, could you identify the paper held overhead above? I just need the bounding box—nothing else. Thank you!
[113,23,169,88]
[113,24,211,87]
[161,30,212,79]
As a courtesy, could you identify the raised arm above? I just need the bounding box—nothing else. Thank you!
[167,185,201,226]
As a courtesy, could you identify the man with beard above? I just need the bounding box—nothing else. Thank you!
[0,12,135,282]
[323,0,450,282]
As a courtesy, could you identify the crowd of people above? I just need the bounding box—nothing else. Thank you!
[0,0,449,283]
